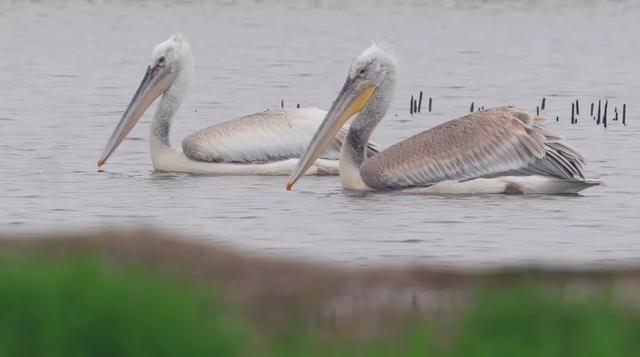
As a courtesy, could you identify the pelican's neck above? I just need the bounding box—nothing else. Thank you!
[339,74,395,189]
[150,63,192,164]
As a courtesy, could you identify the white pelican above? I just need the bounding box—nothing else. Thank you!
[287,44,600,194]
[98,34,378,175]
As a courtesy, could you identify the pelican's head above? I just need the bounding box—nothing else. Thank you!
[97,33,192,168]
[347,43,397,89]
[149,33,192,75]
[286,43,397,190]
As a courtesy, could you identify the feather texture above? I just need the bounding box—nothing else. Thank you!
[182,108,379,163]
[360,106,586,190]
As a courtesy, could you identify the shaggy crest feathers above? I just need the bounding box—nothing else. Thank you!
[359,42,396,63]
[169,32,186,48]
[348,42,397,81]
[150,32,190,64]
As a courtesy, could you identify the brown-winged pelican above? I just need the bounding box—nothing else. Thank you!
[287,44,600,193]
[98,33,378,175]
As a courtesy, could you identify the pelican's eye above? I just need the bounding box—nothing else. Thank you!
[358,67,367,77]
[157,56,166,66]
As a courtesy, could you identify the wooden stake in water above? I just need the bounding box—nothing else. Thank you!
[590,102,594,116]
[428,97,433,112]
[536,106,539,116]
[603,100,608,128]
[575,99,580,115]
[470,102,474,113]
[614,107,618,121]
[571,103,575,124]
[410,95,414,115]
[541,97,546,110]
[597,100,601,125]
[556,116,559,122]
[296,103,300,108]
[281,100,284,108]
[418,91,423,113]
[623,104,627,125]
[413,99,418,114]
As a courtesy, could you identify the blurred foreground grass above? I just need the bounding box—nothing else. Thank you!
[0,258,251,357]
[1,232,640,356]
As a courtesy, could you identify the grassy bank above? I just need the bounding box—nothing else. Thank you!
[1,231,640,356]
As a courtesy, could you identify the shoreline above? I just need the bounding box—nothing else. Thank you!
[3,229,640,330]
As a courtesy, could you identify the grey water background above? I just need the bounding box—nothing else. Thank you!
[1,0,639,267]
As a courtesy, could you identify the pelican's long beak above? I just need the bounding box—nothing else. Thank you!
[287,77,375,190]
[97,65,166,168]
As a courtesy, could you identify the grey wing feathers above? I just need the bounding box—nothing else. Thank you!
[182,108,379,163]
[182,109,304,163]
[360,106,586,190]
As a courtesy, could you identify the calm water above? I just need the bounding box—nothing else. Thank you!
[1,0,639,268]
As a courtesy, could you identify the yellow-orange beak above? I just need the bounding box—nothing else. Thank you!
[287,77,375,190]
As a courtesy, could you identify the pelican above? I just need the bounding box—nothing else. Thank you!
[97,33,378,175]
[287,44,600,194]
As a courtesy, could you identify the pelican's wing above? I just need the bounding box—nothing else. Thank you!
[182,108,379,163]
[360,106,585,190]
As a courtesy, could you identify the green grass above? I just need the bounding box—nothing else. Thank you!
[0,256,251,357]
[1,256,640,356]
[453,284,640,357]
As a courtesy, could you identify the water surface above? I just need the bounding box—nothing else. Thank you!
[1,0,639,267]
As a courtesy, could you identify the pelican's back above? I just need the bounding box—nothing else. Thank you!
[360,107,588,190]
[183,108,378,164]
